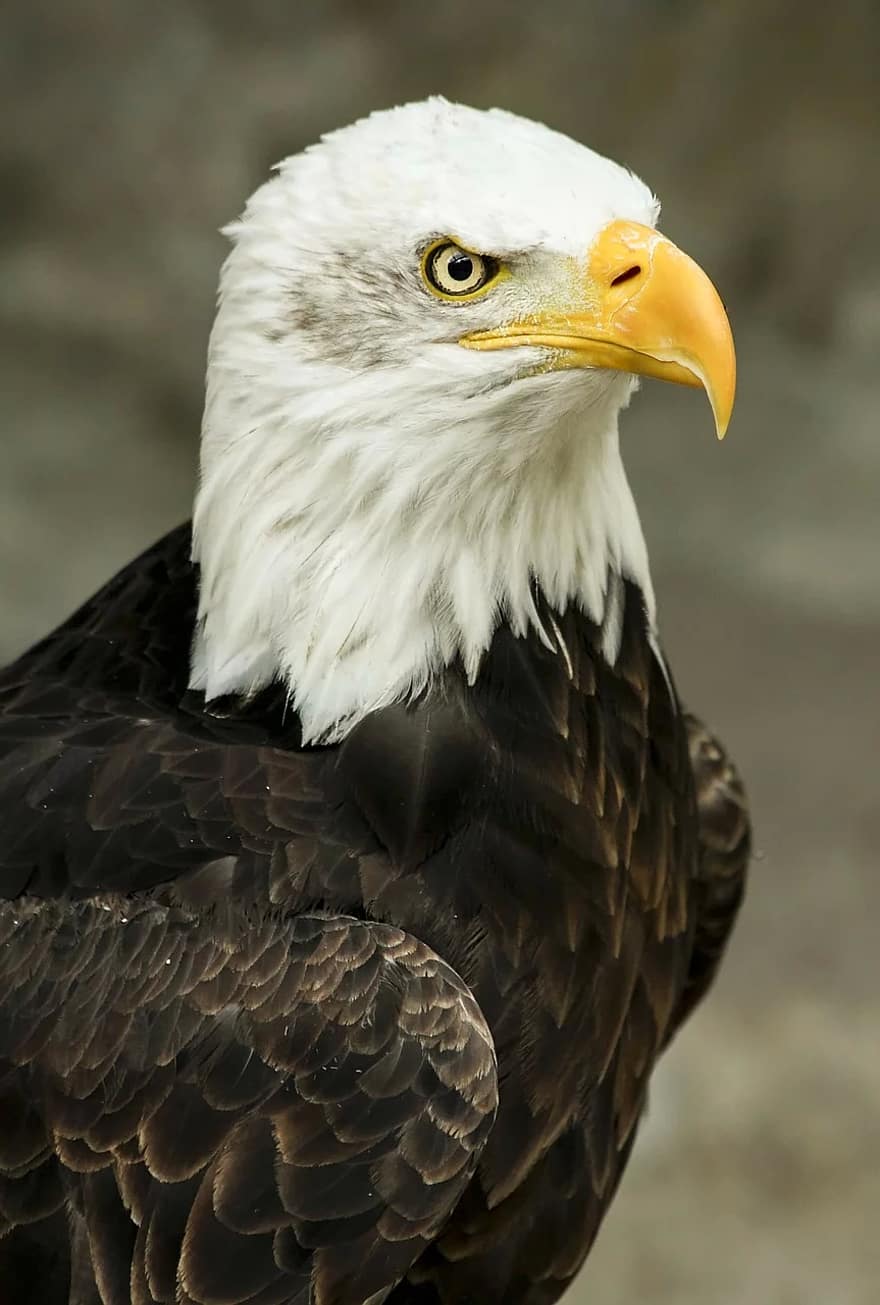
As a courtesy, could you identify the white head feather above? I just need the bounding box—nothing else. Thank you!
[191,98,662,742]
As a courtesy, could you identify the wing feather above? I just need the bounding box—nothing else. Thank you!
[673,711,751,1029]
[0,900,498,1304]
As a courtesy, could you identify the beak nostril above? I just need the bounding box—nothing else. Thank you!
[610,264,642,288]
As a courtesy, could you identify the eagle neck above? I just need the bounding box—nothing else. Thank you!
[191,370,656,744]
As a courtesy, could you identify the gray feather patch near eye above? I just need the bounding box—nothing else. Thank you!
[283,249,425,369]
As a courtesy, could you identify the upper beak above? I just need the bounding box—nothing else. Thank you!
[461,219,736,439]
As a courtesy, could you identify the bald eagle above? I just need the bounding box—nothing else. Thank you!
[0,100,749,1305]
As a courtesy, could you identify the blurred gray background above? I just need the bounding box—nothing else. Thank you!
[1,2,878,1300]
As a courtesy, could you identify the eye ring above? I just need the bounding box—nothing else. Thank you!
[422,240,499,300]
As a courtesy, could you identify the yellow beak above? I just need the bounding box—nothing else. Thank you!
[461,219,736,439]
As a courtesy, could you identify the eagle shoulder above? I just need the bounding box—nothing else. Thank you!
[0,899,498,1304]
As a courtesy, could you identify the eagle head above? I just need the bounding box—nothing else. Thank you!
[191,98,735,742]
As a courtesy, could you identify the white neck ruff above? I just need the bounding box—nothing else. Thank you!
[190,331,656,743]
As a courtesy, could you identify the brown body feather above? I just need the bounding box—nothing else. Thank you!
[0,526,749,1303]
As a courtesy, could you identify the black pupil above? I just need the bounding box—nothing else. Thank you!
[447,252,475,283]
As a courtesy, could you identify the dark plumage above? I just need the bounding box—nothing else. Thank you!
[0,525,749,1303]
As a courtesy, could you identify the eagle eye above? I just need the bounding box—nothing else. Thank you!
[422,240,499,300]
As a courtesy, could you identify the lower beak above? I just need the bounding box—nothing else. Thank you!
[460,219,736,439]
